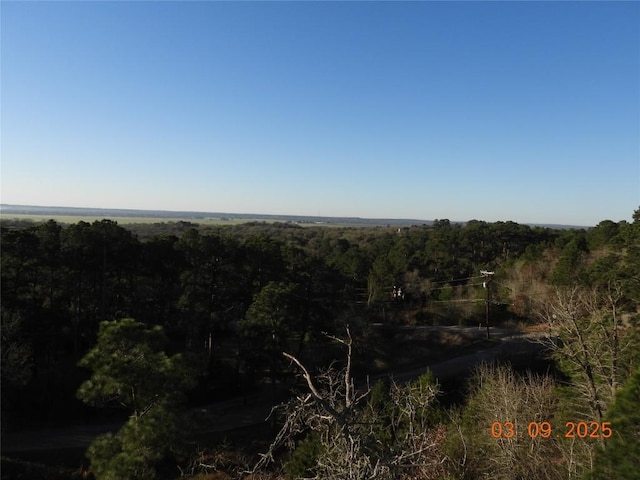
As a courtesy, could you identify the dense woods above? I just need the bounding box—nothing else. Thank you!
[2,211,639,479]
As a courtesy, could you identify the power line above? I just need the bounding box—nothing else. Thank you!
[429,298,485,304]
[429,275,484,285]
[492,280,550,299]
[429,282,485,291]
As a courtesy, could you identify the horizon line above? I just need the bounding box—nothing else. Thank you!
[0,203,593,229]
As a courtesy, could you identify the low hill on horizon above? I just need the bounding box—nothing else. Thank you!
[0,203,433,227]
[0,204,587,229]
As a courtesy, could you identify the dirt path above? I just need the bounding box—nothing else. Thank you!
[2,329,546,465]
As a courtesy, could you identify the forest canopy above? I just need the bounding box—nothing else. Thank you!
[1,210,639,479]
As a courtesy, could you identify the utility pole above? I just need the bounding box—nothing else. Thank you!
[481,270,495,339]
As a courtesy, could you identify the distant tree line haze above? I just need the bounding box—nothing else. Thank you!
[1,209,639,479]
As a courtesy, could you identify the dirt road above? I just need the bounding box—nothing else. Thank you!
[1,328,546,467]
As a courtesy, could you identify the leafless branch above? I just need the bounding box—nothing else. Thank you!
[253,327,449,479]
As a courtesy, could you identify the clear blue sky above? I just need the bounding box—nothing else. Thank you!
[2,1,638,225]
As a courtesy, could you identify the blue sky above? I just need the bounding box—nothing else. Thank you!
[2,1,638,225]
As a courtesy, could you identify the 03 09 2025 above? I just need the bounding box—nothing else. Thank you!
[490,421,612,439]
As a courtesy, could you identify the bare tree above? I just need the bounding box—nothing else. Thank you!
[451,363,563,480]
[534,282,639,478]
[536,283,635,423]
[253,327,449,480]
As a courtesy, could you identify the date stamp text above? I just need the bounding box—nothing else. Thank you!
[491,421,612,439]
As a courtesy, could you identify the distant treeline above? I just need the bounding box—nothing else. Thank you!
[0,204,435,226]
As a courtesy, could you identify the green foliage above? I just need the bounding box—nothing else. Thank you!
[326,238,370,282]
[78,318,194,415]
[363,379,395,449]
[551,236,588,285]
[77,318,195,480]
[587,220,622,249]
[283,432,324,479]
[3,209,639,478]
[590,367,640,480]
[0,309,32,388]
[88,404,191,480]
[241,281,303,352]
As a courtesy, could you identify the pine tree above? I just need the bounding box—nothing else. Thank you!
[77,318,195,480]
[591,367,640,480]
